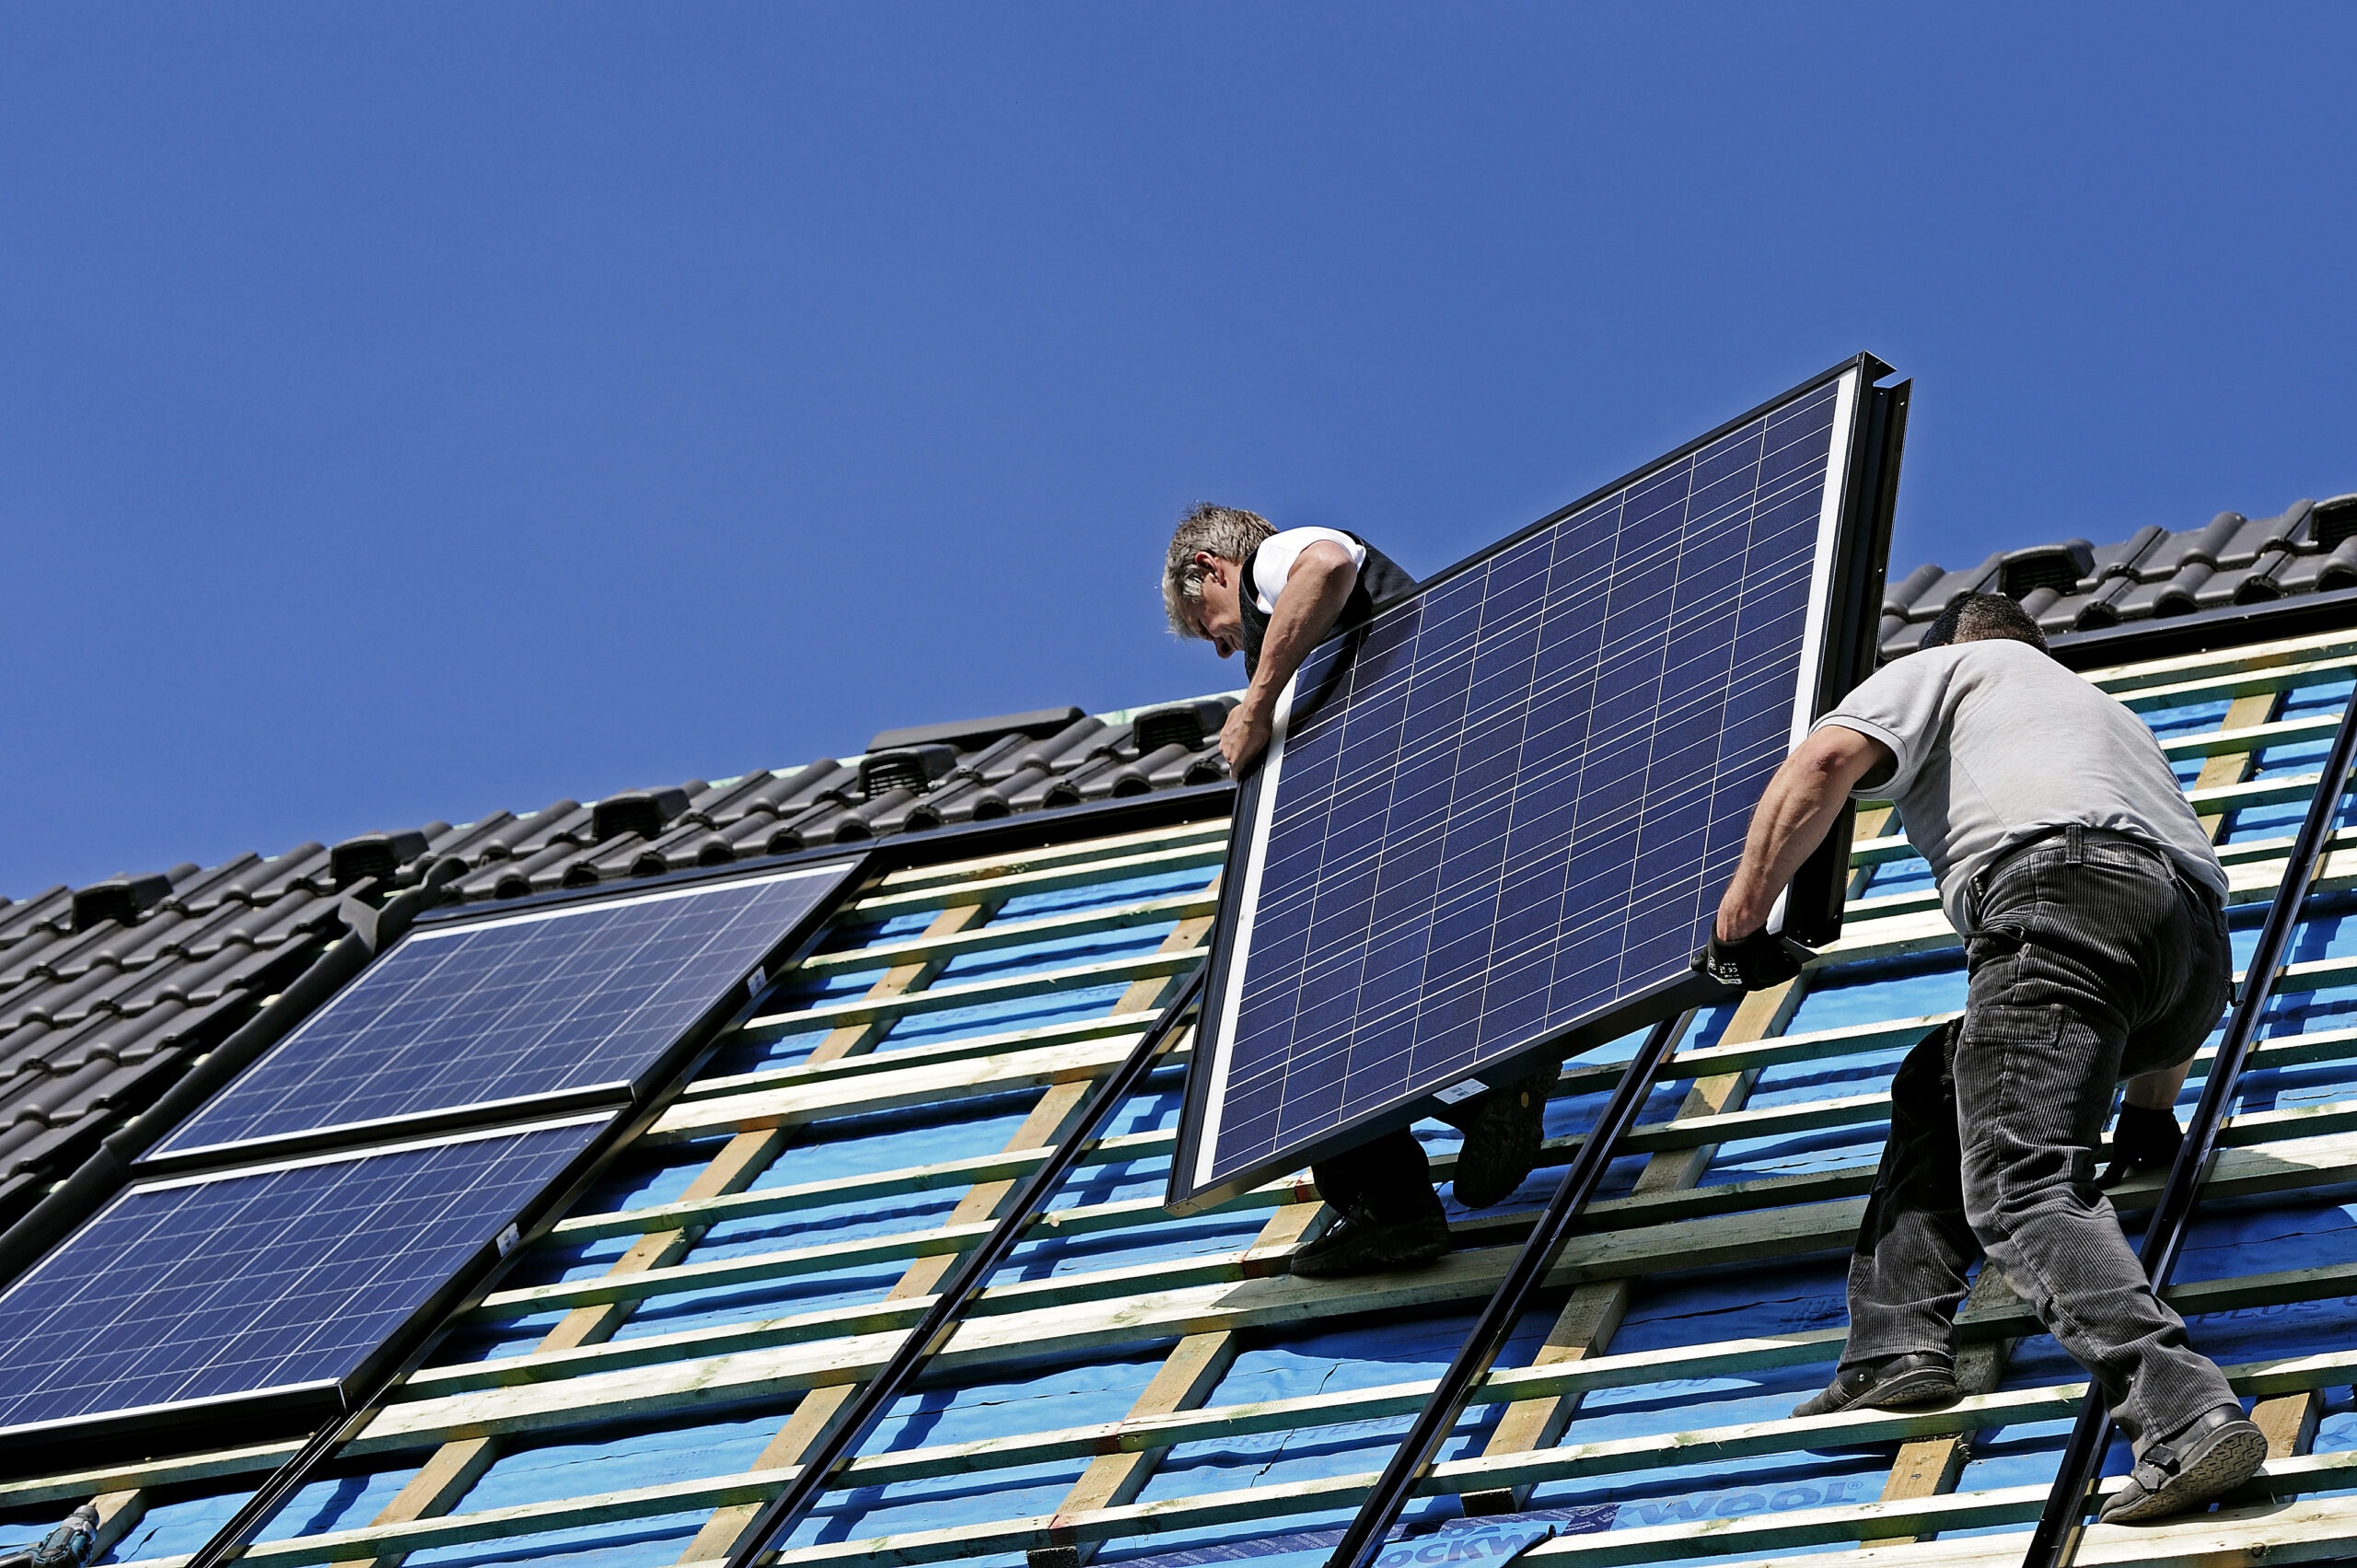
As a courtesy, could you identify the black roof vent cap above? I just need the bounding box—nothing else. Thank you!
[591,788,692,843]
[330,830,431,889]
[71,872,172,933]
[1998,540,2095,599]
[861,744,959,800]
[867,706,1087,755]
[1132,699,1234,755]
[2313,494,2357,552]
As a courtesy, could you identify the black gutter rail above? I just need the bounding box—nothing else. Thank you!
[2020,682,2357,1568]
[721,965,1209,1568]
[1323,1011,1693,1568]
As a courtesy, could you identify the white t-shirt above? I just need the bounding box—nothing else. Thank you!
[1248,528,1367,613]
[1815,638,2226,932]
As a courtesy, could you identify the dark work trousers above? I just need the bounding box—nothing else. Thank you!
[1311,1061,1557,1219]
[1842,825,2236,1446]
[1312,1123,1459,1221]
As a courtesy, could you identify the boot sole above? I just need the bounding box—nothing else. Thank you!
[2100,1421,2268,1524]
[1291,1241,1449,1280]
[1792,1367,1962,1420]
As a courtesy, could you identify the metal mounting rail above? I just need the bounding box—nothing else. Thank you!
[2020,685,2357,1568]
[722,964,1208,1568]
[1323,1010,1693,1568]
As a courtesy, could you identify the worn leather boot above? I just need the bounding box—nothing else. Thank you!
[1452,1067,1556,1208]
[1292,1194,1451,1279]
[1791,1352,1961,1418]
[2099,1403,2268,1523]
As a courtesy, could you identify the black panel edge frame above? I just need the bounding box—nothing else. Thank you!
[718,966,1209,1568]
[2020,682,2357,1568]
[126,1081,638,1182]
[1782,373,1910,946]
[1323,1011,1693,1568]
[1165,355,1898,1217]
[171,852,874,1568]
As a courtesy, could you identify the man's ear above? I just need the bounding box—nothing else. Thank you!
[1192,552,1226,585]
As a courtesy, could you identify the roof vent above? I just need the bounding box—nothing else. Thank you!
[860,744,958,800]
[330,830,431,889]
[1132,700,1229,754]
[71,873,172,933]
[592,789,691,843]
[866,706,1087,755]
[1998,540,2095,599]
[2314,494,2357,552]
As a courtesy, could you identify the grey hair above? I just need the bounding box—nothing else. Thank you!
[1162,503,1275,638]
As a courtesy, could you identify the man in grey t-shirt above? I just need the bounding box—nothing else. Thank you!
[1712,593,2262,1524]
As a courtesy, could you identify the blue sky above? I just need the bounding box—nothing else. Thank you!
[3,6,2352,896]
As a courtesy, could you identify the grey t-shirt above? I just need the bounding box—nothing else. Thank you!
[1815,638,2227,932]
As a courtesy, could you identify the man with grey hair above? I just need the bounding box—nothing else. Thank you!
[1713,591,2260,1524]
[1164,504,1554,1277]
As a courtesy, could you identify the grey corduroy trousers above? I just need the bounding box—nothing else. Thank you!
[1840,825,2238,1446]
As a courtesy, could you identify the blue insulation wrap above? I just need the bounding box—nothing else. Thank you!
[782,1350,1178,1562]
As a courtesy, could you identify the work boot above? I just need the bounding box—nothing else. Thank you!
[1452,1067,1556,1208]
[2099,1403,2268,1524]
[1791,1353,1961,1418]
[1292,1195,1451,1279]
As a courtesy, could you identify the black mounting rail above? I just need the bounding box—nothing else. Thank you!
[2019,684,2357,1568]
[1322,1010,1693,1568]
[719,965,1209,1568]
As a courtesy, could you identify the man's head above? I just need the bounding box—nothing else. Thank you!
[1920,591,2049,653]
[1163,503,1275,657]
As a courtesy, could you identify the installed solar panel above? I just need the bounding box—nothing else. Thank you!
[151,861,858,1164]
[0,1115,600,1449]
[1171,361,1898,1212]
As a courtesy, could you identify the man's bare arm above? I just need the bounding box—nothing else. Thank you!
[1714,725,1893,940]
[1220,540,1358,772]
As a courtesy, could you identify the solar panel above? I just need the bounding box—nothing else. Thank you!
[150,861,858,1165]
[0,1115,601,1451]
[1169,361,1899,1213]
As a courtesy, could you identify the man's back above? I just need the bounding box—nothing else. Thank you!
[1821,638,2224,929]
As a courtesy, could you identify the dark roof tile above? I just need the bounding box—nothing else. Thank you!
[0,888,73,947]
[866,706,1087,754]
[1878,497,2355,658]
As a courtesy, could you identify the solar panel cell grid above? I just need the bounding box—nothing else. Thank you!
[154,862,856,1159]
[1182,370,1870,1204]
[0,1118,600,1440]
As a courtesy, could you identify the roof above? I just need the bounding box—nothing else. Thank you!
[12,612,2357,1568]
[0,693,1237,1237]
[1878,493,2357,658]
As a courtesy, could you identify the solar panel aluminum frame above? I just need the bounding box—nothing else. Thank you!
[134,858,868,1179]
[0,1111,610,1467]
[12,854,870,1479]
[1167,355,1905,1216]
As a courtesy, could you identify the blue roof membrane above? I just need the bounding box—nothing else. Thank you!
[607,1096,1039,1344]
[783,1347,1179,1564]
[2225,679,2354,842]
[409,1409,793,1568]
[1104,1304,1562,1562]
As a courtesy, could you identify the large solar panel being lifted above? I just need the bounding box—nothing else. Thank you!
[152,861,858,1162]
[0,1116,601,1448]
[1171,360,1898,1211]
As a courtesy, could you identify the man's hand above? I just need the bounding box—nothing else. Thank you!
[1694,929,1812,992]
[1220,699,1273,773]
[1222,540,1359,776]
[2099,1102,2184,1189]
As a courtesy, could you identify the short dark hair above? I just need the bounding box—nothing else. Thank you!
[1920,592,2049,652]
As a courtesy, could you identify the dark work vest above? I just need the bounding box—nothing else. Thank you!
[1237,531,1418,678]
